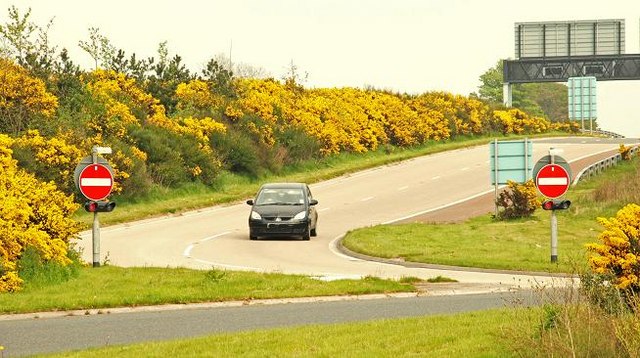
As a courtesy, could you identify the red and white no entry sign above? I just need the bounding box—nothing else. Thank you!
[535,164,570,199]
[78,164,114,201]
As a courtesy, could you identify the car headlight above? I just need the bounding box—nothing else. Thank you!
[292,211,307,221]
[251,211,262,220]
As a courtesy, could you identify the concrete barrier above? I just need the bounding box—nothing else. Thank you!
[572,145,639,185]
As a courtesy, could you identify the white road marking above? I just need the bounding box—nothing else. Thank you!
[398,186,409,191]
[431,176,441,180]
[361,196,374,202]
[183,244,195,257]
[460,167,469,171]
[199,231,231,243]
[329,235,364,262]
[383,188,499,224]
[318,207,331,212]
[183,231,231,258]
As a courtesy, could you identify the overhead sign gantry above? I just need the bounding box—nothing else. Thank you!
[503,19,640,106]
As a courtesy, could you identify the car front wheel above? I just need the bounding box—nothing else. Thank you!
[302,227,311,241]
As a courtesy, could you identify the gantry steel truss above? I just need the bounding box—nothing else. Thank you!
[503,54,640,83]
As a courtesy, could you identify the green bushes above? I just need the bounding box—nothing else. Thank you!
[17,246,82,289]
[130,126,220,187]
[495,180,540,220]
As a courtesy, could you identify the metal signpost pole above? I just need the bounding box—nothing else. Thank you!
[551,210,558,263]
[494,139,499,218]
[91,146,101,267]
[549,149,558,263]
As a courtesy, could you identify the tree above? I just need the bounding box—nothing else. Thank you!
[477,60,568,121]
[202,58,234,97]
[478,60,503,103]
[210,52,269,79]
[145,41,193,113]
[78,27,115,70]
[0,5,57,78]
[0,6,37,63]
[282,59,308,92]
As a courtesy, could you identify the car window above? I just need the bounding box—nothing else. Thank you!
[255,188,305,205]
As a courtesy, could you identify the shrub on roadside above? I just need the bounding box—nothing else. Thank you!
[0,134,82,293]
[619,143,633,161]
[495,180,540,220]
[130,126,220,187]
[211,129,262,178]
[586,203,640,301]
[17,246,82,289]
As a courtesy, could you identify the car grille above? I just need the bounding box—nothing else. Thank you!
[263,216,293,221]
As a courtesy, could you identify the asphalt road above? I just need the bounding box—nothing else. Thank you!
[77,137,638,286]
[0,290,545,357]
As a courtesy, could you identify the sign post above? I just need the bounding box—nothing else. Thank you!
[75,146,114,267]
[568,76,597,133]
[534,151,571,263]
[490,138,533,217]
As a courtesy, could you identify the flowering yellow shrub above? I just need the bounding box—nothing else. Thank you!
[619,144,632,161]
[148,114,227,149]
[233,79,568,156]
[176,80,225,111]
[0,57,58,133]
[84,69,160,138]
[496,179,541,219]
[0,134,81,293]
[12,130,84,193]
[551,121,580,133]
[492,108,552,135]
[587,203,640,290]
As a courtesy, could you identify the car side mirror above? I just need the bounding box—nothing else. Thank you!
[246,199,254,205]
[309,199,318,206]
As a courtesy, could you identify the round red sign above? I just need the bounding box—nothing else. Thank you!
[535,164,570,199]
[78,164,114,201]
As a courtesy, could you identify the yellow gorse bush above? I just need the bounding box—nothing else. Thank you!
[587,203,640,290]
[176,80,225,111]
[619,144,633,160]
[233,79,559,155]
[84,69,159,138]
[12,130,84,193]
[0,57,58,133]
[0,135,82,293]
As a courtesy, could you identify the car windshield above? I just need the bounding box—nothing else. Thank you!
[255,188,305,206]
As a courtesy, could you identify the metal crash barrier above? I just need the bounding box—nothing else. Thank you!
[572,145,639,185]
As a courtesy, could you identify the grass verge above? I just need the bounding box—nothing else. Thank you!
[342,155,640,274]
[0,266,414,314]
[44,307,533,357]
[75,133,570,226]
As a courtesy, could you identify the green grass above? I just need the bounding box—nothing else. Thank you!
[42,307,535,357]
[76,133,570,226]
[342,156,640,274]
[0,266,415,314]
